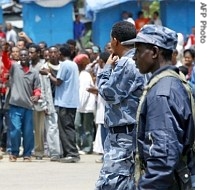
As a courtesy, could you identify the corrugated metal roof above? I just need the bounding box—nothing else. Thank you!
[0,0,11,5]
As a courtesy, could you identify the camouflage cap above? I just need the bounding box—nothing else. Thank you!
[121,24,178,50]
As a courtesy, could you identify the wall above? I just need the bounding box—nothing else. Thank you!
[22,2,74,46]
[0,7,3,24]
[92,1,141,50]
[160,1,195,39]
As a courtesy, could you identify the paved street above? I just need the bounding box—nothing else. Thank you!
[0,154,103,190]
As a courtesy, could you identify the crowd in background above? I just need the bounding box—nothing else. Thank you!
[0,16,195,164]
[0,21,113,162]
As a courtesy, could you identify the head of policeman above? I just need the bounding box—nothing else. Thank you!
[121,24,178,74]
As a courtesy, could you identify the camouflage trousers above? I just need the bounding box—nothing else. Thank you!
[95,129,136,190]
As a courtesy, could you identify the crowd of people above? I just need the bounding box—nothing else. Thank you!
[122,10,162,32]
[0,18,195,190]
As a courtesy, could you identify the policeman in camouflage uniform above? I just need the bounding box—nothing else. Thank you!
[122,25,195,189]
[95,21,147,190]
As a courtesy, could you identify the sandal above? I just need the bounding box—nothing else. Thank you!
[9,155,17,162]
[23,157,32,162]
[0,153,3,160]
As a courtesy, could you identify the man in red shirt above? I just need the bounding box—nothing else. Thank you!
[0,25,6,40]
[0,44,10,158]
[135,11,150,33]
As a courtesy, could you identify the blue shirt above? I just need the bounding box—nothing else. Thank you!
[188,66,195,98]
[54,60,79,108]
[97,48,145,128]
[74,21,85,40]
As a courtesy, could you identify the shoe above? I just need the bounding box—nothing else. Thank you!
[0,152,3,160]
[9,155,17,162]
[60,156,80,163]
[79,150,86,155]
[35,156,43,160]
[95,158,103,163]
[0,147,6,153]
[19,147,23,157]
[23,157,32,162]
[6,149,12,155]
[50,156,60,162]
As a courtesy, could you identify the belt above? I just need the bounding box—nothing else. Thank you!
[109,124,135,134]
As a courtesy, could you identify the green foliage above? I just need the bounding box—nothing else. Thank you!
[149,0,160,17]
[77,0,84,8]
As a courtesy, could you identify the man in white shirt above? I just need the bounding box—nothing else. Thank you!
[6,23,17,44]
[151,11,162,26]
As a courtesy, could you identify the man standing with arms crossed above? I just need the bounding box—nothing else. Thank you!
[42,44,80,163]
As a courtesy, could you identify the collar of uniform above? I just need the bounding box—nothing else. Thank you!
[148,65,179,84]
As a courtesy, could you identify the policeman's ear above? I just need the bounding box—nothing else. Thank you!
[152,46,159,59]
